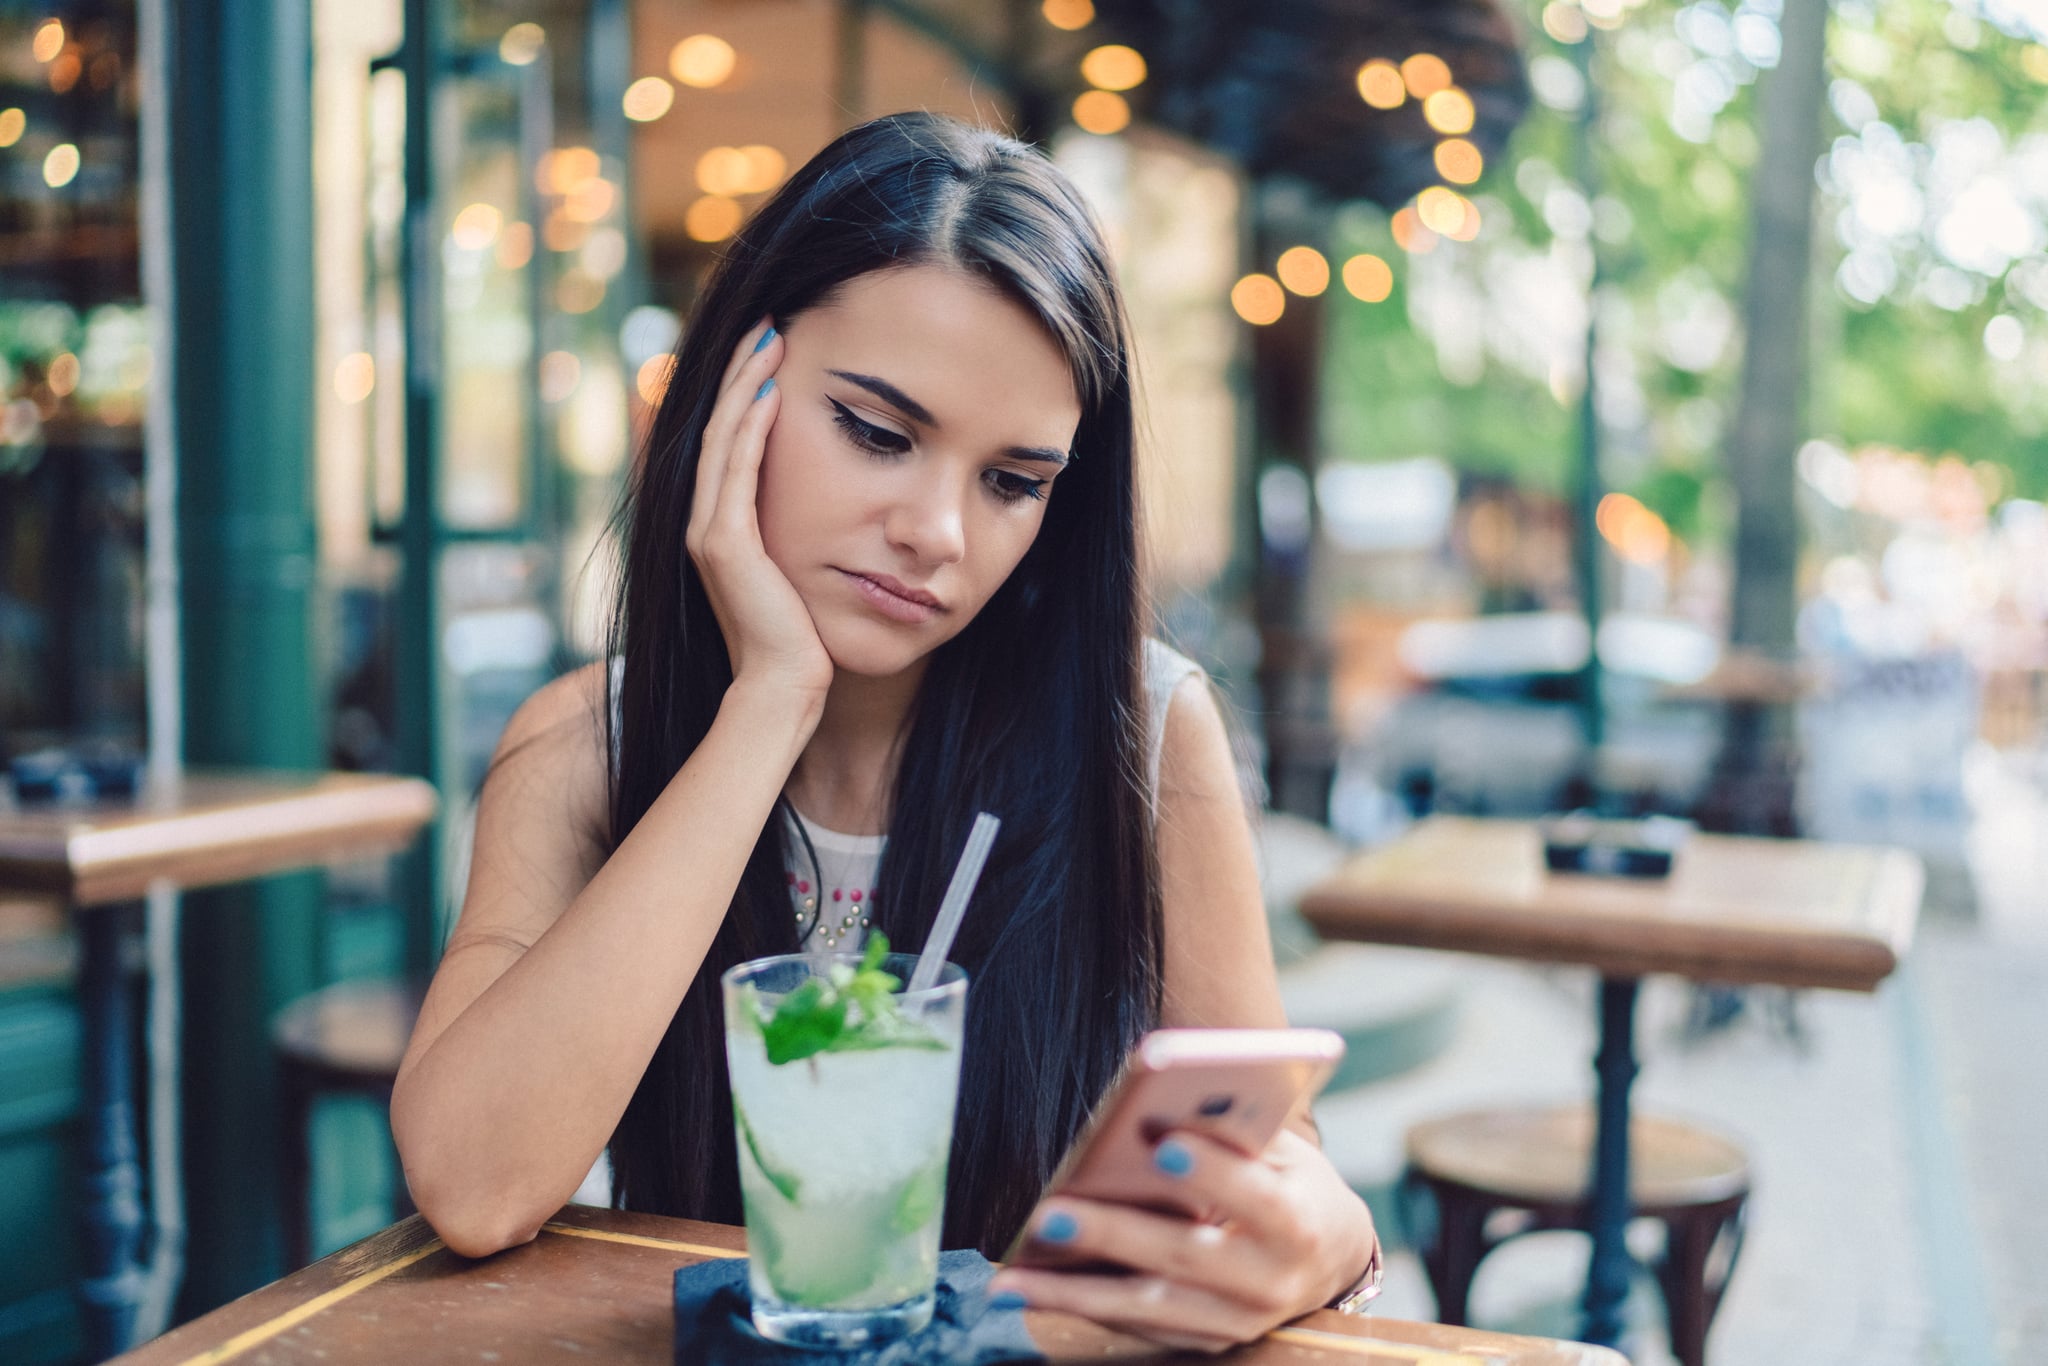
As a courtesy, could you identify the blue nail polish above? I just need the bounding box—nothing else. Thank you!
[1038,1210,1078,1244]
[754,326,776,352]
[1155,1139,1193,1178]
[756,379,775,399]
[988,1291,1028,1312]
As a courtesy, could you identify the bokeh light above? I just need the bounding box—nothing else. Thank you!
[1042,0,1094,31]
[686,194,743,242]
[1542,2,1590,43]
[542,211,587,253]
[1402,53,1452,99]
[636,355,674,406]
[499,23,545,66]
[1434,138,1484,184]
[622,76,675,122]
[539,147,600,195]
[496,221,534,270]
[670,34,737,88]
[737,145,787,194]
[1231,274,1286,325]
[1984,314,2024,361]
[1424,88,1476,135]
[1596,493,1671,565]
[1073,89,1131,134]
[0,109,23,148]
[1342,254,1394,303]
[32,20,64,63]
[333,352,375,404]
[1390,206,1439,254]
[1277,246,1330,296]
[1356,60,1406,109]
[1081,45,1147,92]
[43,143,79,188]
[563,178,616,223]
[696,146,751,196]
[450,202,502,251]
[1416,186,1471,236]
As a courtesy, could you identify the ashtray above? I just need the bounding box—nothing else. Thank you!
[1539,812,1693,879]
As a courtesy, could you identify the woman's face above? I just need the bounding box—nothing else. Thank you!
[757,264,1083,679]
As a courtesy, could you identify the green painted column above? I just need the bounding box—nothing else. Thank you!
[169,0,323,1317]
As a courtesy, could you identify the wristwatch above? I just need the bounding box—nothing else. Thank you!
[1327,1239,1385,1315]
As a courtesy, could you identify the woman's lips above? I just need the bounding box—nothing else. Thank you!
[838,569,942,624]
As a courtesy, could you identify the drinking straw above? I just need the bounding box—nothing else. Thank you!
[907,812,1000,996]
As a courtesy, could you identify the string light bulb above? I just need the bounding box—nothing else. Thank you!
[670,34,737,88]
[1356,60,1405,109]
[1231,274,1285,325]
[1276,246,1330,297]
[1080,44,1147,91]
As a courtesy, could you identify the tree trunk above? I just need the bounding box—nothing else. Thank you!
[1698,0,1830,836]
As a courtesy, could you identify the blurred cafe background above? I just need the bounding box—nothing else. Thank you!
[1,0,2043,1361]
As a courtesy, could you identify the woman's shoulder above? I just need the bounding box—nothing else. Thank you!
[485,662,612,822]
[501,659,611,754]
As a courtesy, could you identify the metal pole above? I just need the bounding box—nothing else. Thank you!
[1571,27,1605,760]
[397,0,447,972]
[1580,974,1641,1347]
[134,0,188,1337]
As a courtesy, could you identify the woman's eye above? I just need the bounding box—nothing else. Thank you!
[828,399,911,456]
[988,470,1048,505]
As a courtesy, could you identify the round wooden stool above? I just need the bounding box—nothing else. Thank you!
[272,978,423,1267]
[1399,1105,1749,1366]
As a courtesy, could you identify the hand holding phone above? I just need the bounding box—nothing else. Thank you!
[1004,1027,1345,1270]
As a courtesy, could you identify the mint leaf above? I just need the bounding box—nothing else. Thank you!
[860,933,890,975]
[751,932,942,1064]
[891,1160,947,1236]
[734,1100,802,1201]
[760,977,847,1065]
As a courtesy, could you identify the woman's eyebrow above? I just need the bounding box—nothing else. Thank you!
[828,370,935,426]
[826,368,1070,466]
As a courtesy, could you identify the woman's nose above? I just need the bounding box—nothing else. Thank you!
[885,477,967,565]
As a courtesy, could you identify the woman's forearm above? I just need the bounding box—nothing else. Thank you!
[391,680,820,1256]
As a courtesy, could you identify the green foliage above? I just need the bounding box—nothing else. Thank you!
[1317,0,2048,512]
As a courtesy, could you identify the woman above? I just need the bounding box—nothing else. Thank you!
[391,111,1379,1352]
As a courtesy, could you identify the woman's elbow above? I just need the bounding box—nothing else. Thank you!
[393,1120,545,1258]
[406,1171,545,1260]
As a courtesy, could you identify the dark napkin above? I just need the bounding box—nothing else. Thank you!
[674,1250,1043,1364]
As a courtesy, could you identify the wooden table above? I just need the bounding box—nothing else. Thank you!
[108,1205,1628,1365]
[1300,817,1923,1350]
[0,770,438,1359]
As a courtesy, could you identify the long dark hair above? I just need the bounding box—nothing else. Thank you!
[604,112,1160,1255]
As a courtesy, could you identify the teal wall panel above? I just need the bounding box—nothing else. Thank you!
[0,985,86,1364]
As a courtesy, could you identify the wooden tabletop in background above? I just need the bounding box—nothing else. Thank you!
[0,771,438,906]
[1301,816,1922,991]
[110,1205,1626,1365]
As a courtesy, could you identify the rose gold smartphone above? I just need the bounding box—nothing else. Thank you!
[1003,1027,1346,1270]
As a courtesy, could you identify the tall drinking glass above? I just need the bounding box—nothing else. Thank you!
[721,951,967,1350]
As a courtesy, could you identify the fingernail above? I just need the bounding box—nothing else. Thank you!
[754,326,777,352]
[756,379,776,399]
[988,1290,1028,1312]
[1155,1139,1193,1178]
[1037,1210,1078,1244]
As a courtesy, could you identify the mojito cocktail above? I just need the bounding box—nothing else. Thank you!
[722,940,966,1349]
